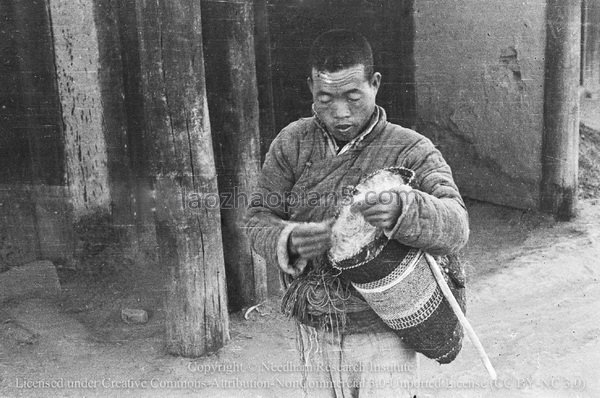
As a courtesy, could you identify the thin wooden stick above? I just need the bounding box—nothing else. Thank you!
[424,253,498,380]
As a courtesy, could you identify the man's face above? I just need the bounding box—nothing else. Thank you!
[308,64,381,142]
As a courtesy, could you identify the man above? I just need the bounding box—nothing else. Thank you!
[245,29,469,397]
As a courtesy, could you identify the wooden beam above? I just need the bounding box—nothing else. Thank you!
[136,0,230,356]
[540,0,581,220]
[201,0,266,310]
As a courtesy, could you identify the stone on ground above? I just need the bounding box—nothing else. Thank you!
[121,308,148,324]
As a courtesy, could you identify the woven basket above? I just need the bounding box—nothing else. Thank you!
[328,167,465,364]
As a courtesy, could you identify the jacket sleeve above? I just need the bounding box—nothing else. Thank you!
[243,128,298,271]
[388,137,469,255]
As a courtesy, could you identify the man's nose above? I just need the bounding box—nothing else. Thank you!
[331,101,351,119]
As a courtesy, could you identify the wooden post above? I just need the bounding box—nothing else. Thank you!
[46,0,138,264]
[91,0,135,227]
[46,0,112,218]
[253,0,284,296]
[201,0,266,310]
[540,0,581,220]
[253,0,277,162]
[581,0,600,94]
[110,0,160,265]
[136,0,230,356]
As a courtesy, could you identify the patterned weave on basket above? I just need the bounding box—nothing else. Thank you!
[352,251,443,330]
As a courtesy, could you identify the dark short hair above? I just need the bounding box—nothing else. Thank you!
[308,29,374,79]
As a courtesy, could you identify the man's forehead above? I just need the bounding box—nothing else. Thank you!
[311,65,367,86]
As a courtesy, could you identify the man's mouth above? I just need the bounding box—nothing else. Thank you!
[335,124,353,133]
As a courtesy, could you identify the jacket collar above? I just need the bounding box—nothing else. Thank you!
[312,105,386,156]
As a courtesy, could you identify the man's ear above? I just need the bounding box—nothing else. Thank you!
[307,76,314,95]
[371,72,382,92]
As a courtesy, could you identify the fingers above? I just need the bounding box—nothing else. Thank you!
[358,204,401,229]
[360,204,395,216]
[292,219,334,238]
[362,213,396,229]
[350,190,404,229]
[292,226,331,240]
[289,219,334,260]
[290,230,332,254]
[290,237,331,259]
[351,190,404,213]
[294,240,331,259]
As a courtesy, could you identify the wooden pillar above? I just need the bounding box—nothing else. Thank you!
[253,0,284,296]
[582,0,600,94]
[46,0,112,218]
[540,0,581,220]
[253,0,277,162]
[115,0,157,242]
[46,0,137,265]
[201,0,266,310]
[136,0,230,356]
[91,0,135,226]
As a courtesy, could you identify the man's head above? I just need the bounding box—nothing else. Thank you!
[308,29,381,142]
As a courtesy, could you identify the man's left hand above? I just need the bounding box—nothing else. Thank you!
[351,190,404,229]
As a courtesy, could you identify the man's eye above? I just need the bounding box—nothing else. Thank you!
[348,96,361,102]
[318,96,331,104]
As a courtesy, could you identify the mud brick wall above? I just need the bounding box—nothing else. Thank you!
[414,0,547,210]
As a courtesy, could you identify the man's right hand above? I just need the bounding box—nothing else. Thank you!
[288,219,335,260]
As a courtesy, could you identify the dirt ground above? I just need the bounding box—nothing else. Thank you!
[1,110,599,397]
